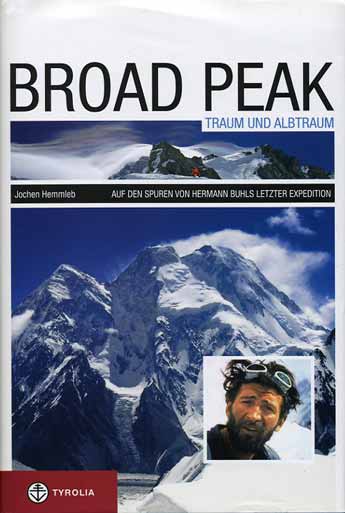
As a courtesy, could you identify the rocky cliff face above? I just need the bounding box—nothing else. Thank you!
[12,246,335,472]
[147,142,220,179]
[133,382,197,474]
[13,348,123,470]
[12,265,125,470]
[314,333,335,454]
[12,264,114,410]
[109,156,149,179]
[258,145,331,179]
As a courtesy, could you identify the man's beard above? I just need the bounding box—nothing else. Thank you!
[227,408,277,454]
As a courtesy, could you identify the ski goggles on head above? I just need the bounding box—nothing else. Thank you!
[243,362,293,395]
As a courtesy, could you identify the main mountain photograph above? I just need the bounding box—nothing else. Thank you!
[11,206,335,480]
[11,122,333,180]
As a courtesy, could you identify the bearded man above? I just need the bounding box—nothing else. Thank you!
[207,359,301,460]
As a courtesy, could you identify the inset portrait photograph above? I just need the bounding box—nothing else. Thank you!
[204,356,314,462]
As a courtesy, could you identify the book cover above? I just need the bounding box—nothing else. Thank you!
[1,1,344,512]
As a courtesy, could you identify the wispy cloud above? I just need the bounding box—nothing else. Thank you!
[267,208,314,235]
[11,123,149,179]
[319,299,335,328]
[304,299,335,329]
[12,123,142,154]
[170,228,333,327]
[11,122,248,179]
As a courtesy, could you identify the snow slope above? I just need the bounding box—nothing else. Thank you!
[138,455,335,513]
[180,144,268,179]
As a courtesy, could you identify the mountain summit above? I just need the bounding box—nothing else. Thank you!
[147,142,220,179]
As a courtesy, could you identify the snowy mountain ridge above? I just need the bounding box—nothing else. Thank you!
[109,141,265,180]
[108,141,331,180]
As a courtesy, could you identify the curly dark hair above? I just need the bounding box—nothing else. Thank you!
[222,359,301,421]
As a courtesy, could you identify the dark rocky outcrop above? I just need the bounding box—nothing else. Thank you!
[148,142,220,179]
[133,382,197,474]
[258,144,331,179]
[13,350,123,470]
[109,156,149,179]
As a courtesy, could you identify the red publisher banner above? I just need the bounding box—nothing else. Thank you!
[0,470,117,513]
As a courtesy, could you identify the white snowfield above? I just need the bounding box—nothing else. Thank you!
[158,261,230,311]
[156,246,327,354]
[182,144,267,180]
[157,258,283,358]
[269,421,313,460]
[137,452,335,513]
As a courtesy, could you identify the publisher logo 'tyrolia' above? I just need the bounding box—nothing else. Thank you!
[27,482,49,504]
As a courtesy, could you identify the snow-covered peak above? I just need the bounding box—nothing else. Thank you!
[54,263,81,274]
[12,263,114,361]
[18,264,112,309]
[122,245,180,279]
[182,245,328,347]
[52,263,109,292]
[184,244,296,305]
[189,244,257,271]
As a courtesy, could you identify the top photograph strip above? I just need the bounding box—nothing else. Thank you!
[11,122,334,181]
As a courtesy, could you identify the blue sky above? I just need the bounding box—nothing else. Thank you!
[11,207,334,326]
[11,121,334,172]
